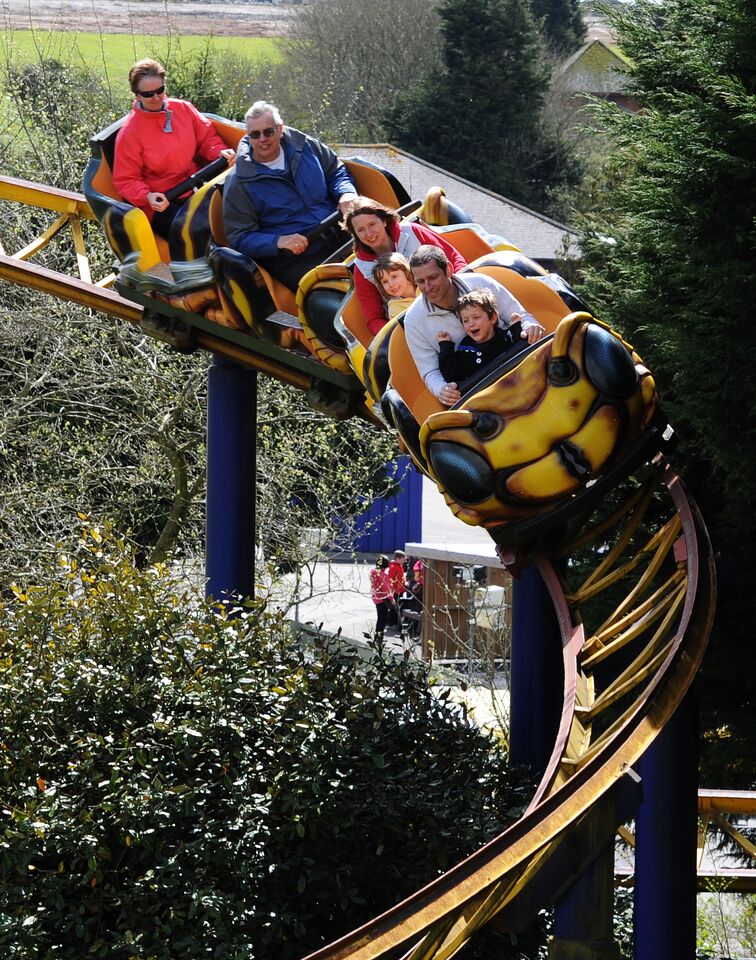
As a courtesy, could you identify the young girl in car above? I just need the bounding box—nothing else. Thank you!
[373,253,418,320]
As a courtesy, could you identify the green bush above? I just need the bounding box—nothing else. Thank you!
[0,525,539,959]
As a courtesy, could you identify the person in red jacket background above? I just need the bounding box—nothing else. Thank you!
[369,555,394,641]
[342,197,467,336]
[113,58,236,238]
[387,549,408,629]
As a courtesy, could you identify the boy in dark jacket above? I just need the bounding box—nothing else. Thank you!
[437,289,525,395]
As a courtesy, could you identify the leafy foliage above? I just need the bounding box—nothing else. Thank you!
[575,0,756,785]
[0,291,208,579]
[531,0,586,54]
[384,0,582,215]
[256,379,397,572]
[0,527,539,958]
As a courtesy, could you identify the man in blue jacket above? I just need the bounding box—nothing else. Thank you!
[223,100,358,291]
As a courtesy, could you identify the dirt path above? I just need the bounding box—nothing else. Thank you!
[2,1,294,37]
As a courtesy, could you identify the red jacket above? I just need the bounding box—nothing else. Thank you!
[388,560,406,596]
[113,98,228,218]
[354,221,468,335]
[370,567,393,603]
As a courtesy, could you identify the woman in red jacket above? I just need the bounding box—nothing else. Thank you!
[113,59,236,238]
[342,197,468,336]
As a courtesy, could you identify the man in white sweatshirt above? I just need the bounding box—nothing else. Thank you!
[405,245,545,406]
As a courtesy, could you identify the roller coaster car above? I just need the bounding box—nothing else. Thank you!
[83,113,520,370]
[359,248,665,542]
[417,311,665,544]
[84,115,667,539]
[83,112,413,358]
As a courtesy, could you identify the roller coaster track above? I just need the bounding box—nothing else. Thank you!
[301,462,716,960]
[0,176,371,401]
[0,176,718,957]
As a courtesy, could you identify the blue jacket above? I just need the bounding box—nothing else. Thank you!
[222,126,356,260]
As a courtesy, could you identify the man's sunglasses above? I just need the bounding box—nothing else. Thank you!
[137,85,165,98]
[248,127,278,140]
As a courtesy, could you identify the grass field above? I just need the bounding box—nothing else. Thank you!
[0,29,281,86]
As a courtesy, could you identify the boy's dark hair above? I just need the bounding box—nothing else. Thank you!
[457,289,499,321]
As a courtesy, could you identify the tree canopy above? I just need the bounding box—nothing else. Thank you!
[383,0,582,215]
[531,0,586,54]
[576,0,756,785]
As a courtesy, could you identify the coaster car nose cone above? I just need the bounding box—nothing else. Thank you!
[584,324,638,399]
[428,442,495,504]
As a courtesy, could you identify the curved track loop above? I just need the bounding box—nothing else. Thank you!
[303,458,716,960]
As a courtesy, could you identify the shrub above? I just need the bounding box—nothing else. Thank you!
[0,525,539,959]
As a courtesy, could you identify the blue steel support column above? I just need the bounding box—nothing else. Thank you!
[205,355,257,601]
[550,819,622,959]
[509,564,562,774]
[511,563,621,957]
[633,693,698,960]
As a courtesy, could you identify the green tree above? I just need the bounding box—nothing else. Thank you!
[575,0,756,785]
[0,525,541,959]
[531,0,586,54]
[384,0,581,214]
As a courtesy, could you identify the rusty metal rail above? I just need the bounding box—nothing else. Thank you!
[301,461,716,960]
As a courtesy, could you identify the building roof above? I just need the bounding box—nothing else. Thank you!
[558,38,632,96]
[336,143,578,262]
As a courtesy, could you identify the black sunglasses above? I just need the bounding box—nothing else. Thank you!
[248,127,278,140]
[137,84,165,99]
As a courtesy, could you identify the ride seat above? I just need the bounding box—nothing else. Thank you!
[208,182,298,316]
[342,158,410,209]
[339,289,375,348]
[438,226,499,264]
[388,325,443,425]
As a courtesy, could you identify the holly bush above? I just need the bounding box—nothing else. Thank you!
[0,525,539,959]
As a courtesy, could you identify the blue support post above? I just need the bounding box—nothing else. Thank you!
[633,693,698,960]
[509,564,563,774]
[511,564,621,958]
[550,819,622,959]
[205,355,257,601]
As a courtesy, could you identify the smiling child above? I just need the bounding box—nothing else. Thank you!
[436,289,525,395]
[373,252,418,320]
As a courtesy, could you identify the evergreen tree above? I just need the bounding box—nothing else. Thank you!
[384,0,581,214]
[576,0,756,785]
[531,0,586,54]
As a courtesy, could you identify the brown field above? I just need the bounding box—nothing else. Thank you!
[2,1,294,37]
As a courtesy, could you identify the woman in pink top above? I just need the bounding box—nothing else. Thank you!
[342,197,467,336]
[369,555,394,641]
